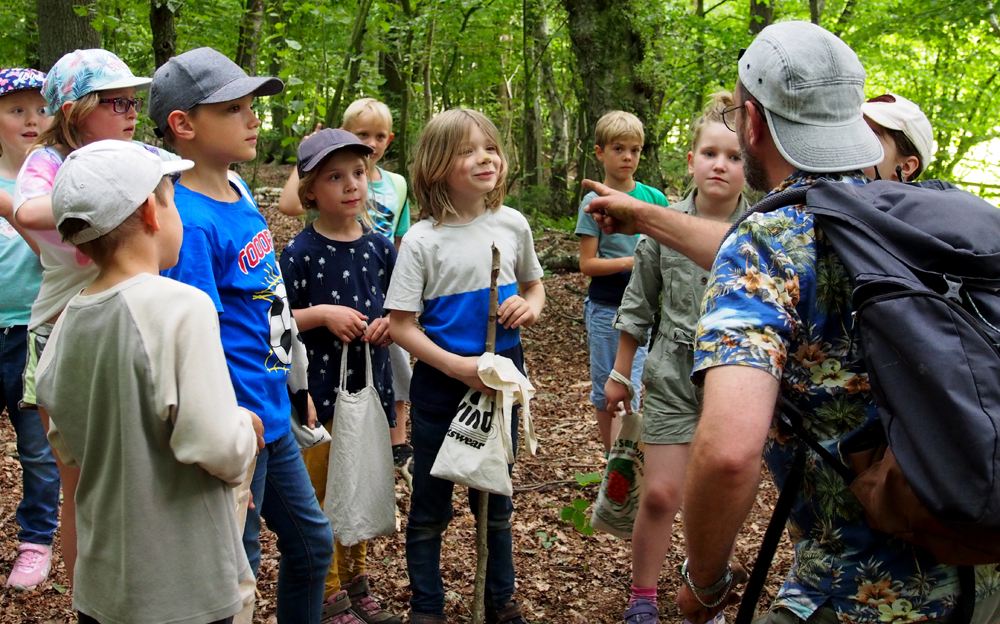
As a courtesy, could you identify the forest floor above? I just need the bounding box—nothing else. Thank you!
[0,163,792,623]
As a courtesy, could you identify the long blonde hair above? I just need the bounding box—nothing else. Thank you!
[297,148,376,230]
[32,92,101,152]
[411,109,507,222]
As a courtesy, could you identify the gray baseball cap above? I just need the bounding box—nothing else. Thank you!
[52,140,193,245]
[297,128,374,177]
[738,21,883,173]
[148,47,283,136]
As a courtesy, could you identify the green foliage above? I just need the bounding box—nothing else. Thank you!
[4,0,999,202]
[559,471,601,536]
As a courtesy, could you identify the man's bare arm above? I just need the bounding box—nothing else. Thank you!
[678,365,779,623]
[582,179,730,271]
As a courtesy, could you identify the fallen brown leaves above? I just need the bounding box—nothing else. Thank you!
[0,165,793,623]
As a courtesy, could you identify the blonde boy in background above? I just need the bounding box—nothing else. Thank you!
[278,98,415,473]
[575,111,667,453]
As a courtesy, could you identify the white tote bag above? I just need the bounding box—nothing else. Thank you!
[323,342,396,547]
[430,353,538,497]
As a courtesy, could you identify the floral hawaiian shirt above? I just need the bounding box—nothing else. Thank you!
[692,171,1000,624]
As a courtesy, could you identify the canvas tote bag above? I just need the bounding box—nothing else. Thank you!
[591,412,645,538]
[431,353,537,497]
[324,342,396,547]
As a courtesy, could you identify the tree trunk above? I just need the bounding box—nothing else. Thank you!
[809,0,822,25]
[562,0,665,192]
[36,0,100,71]
[833,0,856,36]
[266,7,293,163]
[749,0,773,34]
[423,19,435,122]
[522,0,543,190]
[150,0,177,68]
[380,41,411,177]
[325,0,375,128]
[235,0,265,75]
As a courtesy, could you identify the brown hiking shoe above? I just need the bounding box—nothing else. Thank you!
[487,601,529,624]
[408,613,448,624]
[343,574,401,624]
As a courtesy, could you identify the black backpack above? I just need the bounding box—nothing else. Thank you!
[728,180,1000,624]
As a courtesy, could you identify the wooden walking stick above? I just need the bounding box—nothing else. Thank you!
[472,243,501,624]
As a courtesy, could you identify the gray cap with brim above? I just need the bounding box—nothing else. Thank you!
[148,47,283,136]
[739,21,883,173]
[297,128,374,177]
[52,140,194,245]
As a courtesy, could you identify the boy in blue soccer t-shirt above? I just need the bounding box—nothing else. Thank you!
[149,47,333,624]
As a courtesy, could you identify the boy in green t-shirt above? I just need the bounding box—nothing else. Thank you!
[574,110,667,453]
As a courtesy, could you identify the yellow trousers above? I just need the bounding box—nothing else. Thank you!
[302,420,367,599]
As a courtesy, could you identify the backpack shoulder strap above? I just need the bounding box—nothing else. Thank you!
[736,444,807,624]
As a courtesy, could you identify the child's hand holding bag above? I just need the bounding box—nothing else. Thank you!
[430,352,537,496]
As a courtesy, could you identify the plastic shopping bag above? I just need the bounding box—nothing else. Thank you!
[590,412,645,538]
[324,342,396,547]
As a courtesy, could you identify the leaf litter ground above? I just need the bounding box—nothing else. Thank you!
[0,166,792,623]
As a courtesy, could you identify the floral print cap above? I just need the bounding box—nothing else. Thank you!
[0,68,46,98]
[41,49,151,115]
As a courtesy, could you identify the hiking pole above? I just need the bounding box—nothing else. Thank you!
[472,243,500,624]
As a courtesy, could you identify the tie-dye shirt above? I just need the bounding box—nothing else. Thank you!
[13,143,174,329]
[692,171,1000,623]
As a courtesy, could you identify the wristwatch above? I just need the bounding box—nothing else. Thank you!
[681,558,733,609]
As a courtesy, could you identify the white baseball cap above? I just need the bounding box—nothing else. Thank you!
[52,140,193,245]
[861,93,936,168]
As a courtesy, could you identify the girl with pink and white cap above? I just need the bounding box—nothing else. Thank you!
[11,48,173,589]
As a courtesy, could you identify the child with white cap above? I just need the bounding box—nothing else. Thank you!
[861,93,936,182]
[34,140,263,624]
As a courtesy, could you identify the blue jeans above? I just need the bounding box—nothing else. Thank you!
[244,430,333,624]
[585,299,647,412]
[1,325,59,545]
[406,404,519,616]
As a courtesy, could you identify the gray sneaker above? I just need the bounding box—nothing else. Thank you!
[623,599,659,624]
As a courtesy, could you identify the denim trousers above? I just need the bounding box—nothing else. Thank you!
[584,299,647,412]
[244,430,334,624]
[1,325,60,545]
[406,403,519,616]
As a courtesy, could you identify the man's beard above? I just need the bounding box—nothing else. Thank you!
[738,126,772,193]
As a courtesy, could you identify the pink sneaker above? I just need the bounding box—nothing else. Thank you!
[6,543,52,591]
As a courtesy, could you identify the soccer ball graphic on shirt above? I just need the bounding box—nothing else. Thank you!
[269,280,293,365]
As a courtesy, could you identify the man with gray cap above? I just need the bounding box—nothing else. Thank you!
[580,19,1000,624]
[655,21,1000,624]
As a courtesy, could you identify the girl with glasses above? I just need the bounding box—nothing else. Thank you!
[10,48,179,590]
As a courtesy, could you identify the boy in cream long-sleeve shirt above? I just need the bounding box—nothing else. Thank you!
[35,141,263,624]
